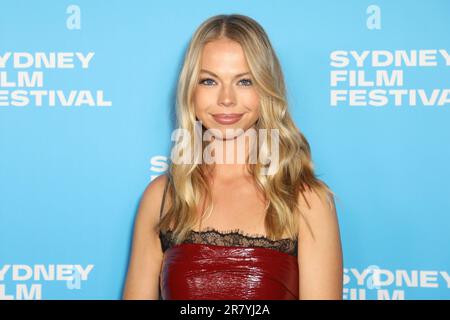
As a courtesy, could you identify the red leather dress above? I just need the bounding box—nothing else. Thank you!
[159,228,299,300]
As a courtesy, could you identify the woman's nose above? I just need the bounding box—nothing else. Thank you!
[218,85,236,107]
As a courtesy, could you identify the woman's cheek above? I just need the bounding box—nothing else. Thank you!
[195,89,215,109]
[244,92,260,111]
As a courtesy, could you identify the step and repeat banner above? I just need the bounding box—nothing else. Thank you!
[0,0,449,300]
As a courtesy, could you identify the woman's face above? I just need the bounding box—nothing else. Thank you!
[194,38,260,140]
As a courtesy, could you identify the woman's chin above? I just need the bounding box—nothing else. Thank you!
[208,127,248,140]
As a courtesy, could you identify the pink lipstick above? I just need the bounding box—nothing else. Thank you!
[211,113,244,125]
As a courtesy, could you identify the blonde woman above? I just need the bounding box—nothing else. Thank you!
[123,14,343,300]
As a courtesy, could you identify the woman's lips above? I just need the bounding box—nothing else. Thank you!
[211,113,244,125]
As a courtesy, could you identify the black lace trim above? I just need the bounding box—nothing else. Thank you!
[159,227,298,257]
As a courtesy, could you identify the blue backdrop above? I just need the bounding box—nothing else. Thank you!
[0,0,449,299]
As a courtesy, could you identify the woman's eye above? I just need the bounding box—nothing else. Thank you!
[199,78,216,86]
[239,78,252,86]
[199,78,252,86]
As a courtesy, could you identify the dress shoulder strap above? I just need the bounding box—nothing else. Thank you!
[159,174,170,219]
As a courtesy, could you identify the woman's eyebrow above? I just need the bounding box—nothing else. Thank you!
[199,69,251,78]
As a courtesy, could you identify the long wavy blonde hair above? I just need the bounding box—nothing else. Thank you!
[157,14,336,244]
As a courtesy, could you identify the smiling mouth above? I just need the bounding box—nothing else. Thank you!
[211,113,244,125]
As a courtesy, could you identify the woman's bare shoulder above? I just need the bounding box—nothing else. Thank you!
[138,173,170,223]
[142,174,169,199]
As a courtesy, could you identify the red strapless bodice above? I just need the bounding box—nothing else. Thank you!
[159,230,299,300]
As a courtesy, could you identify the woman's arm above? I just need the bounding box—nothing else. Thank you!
[122,175,168,299]
[297,187,344,299]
